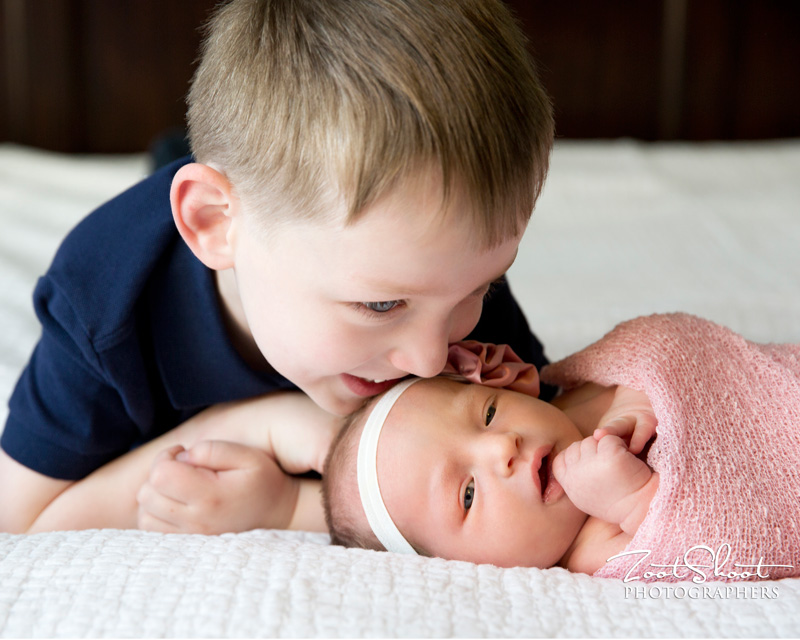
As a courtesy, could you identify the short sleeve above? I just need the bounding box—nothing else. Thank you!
[2,277,141,480]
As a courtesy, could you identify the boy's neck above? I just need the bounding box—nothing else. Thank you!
[214,269,275,373]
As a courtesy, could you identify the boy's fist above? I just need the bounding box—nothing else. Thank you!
[136,440,299,534]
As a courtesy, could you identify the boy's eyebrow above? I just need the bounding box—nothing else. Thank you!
[361,254,517,298]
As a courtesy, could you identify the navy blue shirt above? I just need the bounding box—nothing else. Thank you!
[2,157,551,480]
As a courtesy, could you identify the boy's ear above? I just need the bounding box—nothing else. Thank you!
[170,163,239,271]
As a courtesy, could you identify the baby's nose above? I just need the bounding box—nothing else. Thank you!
[484,431,520,477]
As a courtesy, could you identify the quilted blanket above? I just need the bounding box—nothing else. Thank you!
[542,313,800,583]
[3,529,800,637]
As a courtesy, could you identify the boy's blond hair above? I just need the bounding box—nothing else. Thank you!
[188,0,553,245]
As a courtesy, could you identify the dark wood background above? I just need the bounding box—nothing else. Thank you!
[1,0,798,153]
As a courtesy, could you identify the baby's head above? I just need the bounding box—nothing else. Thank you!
[323,376,588,568]
[187,0,553,233]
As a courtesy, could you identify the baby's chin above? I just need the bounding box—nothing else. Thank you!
[524,499,589,569]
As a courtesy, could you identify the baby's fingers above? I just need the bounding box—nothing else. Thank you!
[595,433,628,456]
[552,443,581,482]
[553,438,593,481]
[594,415,635,442]
[552,449,566,483]
[629,414,658,454]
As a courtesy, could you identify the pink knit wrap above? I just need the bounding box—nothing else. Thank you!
[541,313,800,582]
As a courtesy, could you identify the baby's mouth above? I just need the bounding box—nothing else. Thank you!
[539,452,564,504]
[538,454,550,497]
[532,446,552,499]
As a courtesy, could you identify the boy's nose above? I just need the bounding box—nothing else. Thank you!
[392,344,448,378]
[389,324,450,378]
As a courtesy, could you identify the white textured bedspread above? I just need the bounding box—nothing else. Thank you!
[2,141,800,637]
[3,529,800,638]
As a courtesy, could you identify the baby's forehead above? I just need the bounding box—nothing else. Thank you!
[382,377,475,429]
[402,376,473,403]
[348,377,475,461]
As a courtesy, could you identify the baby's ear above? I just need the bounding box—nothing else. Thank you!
[170,163,238,270]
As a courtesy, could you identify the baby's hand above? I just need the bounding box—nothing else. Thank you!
[136,441,299,534]
[595,386,657,454]
[553,434,654,529]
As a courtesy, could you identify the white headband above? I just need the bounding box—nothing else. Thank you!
[356,377,422,555]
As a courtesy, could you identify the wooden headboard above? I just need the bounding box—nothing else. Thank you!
[2,0,798,153]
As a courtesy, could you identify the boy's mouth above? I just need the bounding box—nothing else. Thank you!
[341,374,404,398]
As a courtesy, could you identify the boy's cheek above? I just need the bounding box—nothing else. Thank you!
[450,299,485,342]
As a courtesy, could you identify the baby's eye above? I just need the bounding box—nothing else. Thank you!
[362,300,401,313]
[485,403,496,426]
[464,479,475,510]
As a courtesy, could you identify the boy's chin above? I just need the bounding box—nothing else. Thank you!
[303,382,364,417]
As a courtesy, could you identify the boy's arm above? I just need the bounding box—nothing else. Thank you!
[25,392,339,533]
[0,449,72,533]
[290,478,327,531]
[22,410,238,532]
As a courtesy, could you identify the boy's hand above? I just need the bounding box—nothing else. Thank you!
[137,441,299,534]
[553,434,654,529]
[594,386,657,454]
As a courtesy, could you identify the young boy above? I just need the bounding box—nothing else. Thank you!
[0,0,554,534]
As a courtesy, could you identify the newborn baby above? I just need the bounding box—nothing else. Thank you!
[322,345,660,573]
[323,314,800,581]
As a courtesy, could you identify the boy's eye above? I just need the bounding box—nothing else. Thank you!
[464,479,475,510]
[362,300,401,313]
[485,403,496,426]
